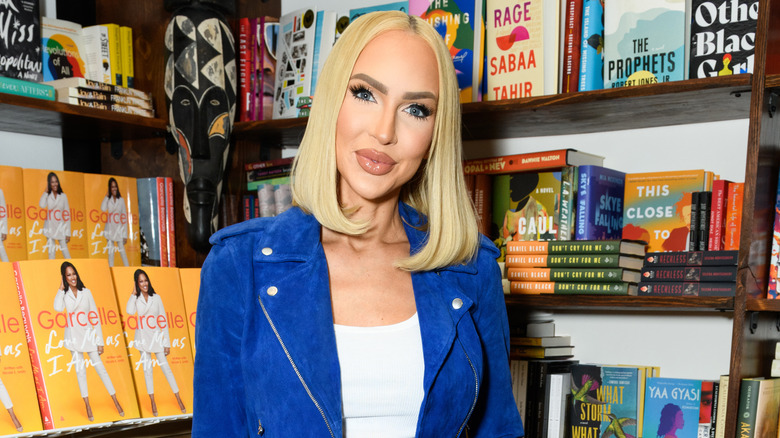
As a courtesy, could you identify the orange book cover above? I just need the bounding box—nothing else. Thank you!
[13,258,140,429]
[178,268,200,358]
[0,262,43,434]
[83,173,141,267]
[0,165,27,262]
[22,169,89,260]
[622,170,709,253]
[110,266,192,418]
[724,182,744,251]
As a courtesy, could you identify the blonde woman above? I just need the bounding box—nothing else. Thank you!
[100,178,129,266]
[39,172,71,259]
[193,11,523,437]
[126,269,186,416]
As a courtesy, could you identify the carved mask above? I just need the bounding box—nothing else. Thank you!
[164,4,237,252]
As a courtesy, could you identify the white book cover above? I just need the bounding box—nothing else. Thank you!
[81,25,113,84]
[272,8,317,119]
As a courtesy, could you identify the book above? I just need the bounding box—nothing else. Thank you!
[474,173,492,237]
[257,16,278,121]
[526,320,556,338]
[512,335,572,347]
[575,165,626,241]
[348,1,409,23]
[81,24,113,84]
[311,10,337,98]
[723,182,743,251]
[22,169,89,260]
[510,359,530,425]
[83,173,141,267]
[599,366,641,438]
[272,7,317,119]
[55,87,153,109]
[640,265,737,282]
[708,180,731,251]
[643,250,739,266]
[238,17,251,122]
[0,0,42,82]
[637,281,736,297]
[699,380,715,438]
[120,26,134,88]
[603,0,686,88]
[485,0,544,100]
[41,17,87,81]
[689,0,757,78]
[642,377,702,438]
[14,258,140,429]
[0,165,27,262]
[110,266,194,418]
[464,148,604,175]
[714,375,728,438]
[156,178,169,267]
[411,0,484,103]
[526,359,579,437]
[44,76,152,101]
[163,177,176,268]
[506,253,644,270]
[512,345,574,359]
[561,0,583,93]
[178,268,200,358]
[136,178,164,267]
[506,240,645,256]
[697,191,711,250]
[569,363,603,438]
[246,162,293,183]
[735,377,780,438]
[558,166,576,241]
[769,172,780,297]
[0,262,43,434]
[0,76,55,100]
[690,191,700,252]
[510,281,637,295]
[578,0,603,91]
[544,371,571,438]
[708,380,720,438]
[507,267,641,283]
[622,169,712,253]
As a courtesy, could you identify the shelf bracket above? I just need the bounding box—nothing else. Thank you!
[769,92,777,118]
[749,311,759,334]
[776,314,780,332]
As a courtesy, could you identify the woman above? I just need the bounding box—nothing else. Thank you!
[657,403,684,438]
[100,177,129,266]
[0,351,22,432]
[54,261,124,421]
[39,172,71,259]
[193,11,523,437]
[126,269,186,416]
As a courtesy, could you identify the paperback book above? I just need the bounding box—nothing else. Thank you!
[0,0,42,82]
[642,377,702,438]
[83,173,141,267]
[506,239,645,256]
[507,267,641,283]
[0,165,27,262]
[510,281,637,295]
[178,268,201,358]
[575,165,626,240]
[689,0,757,78]
[578,0,603,91]
[637,282,736,297]
[41,17,87,81]
[463,148,604,175]
[272,8,317,119]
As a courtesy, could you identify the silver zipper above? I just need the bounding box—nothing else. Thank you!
[456,344,479,437]
[258,295,336,438]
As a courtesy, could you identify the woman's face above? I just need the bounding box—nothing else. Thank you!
[49,175,59,192]
[673,409,684,429]
[110,180,118,198]
[65,266,78,289]
[137,273,150,293]
[334,30,439,207]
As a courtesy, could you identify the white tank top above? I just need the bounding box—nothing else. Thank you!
[334,313,425,438]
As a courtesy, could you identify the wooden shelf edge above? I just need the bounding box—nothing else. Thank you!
[505,294,735,311]
[746,298,780,311]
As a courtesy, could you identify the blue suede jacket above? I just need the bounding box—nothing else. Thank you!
[192,204,524,437]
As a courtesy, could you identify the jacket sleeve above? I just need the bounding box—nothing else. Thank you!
[157,295,171,349]
[192,240,248,436]
[53,289,66,312]
[468,242,524,438]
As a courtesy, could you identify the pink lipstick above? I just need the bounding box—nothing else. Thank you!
[355,149,396,176]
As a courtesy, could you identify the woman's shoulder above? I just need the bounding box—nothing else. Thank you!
[209,207,314,247]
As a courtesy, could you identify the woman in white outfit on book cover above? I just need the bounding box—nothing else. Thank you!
[39,172,71,259]
[0,188,9,262]
[100,177,129,266]
[53,261,124,421]
[0,351,22,431]
[126,269,186,416]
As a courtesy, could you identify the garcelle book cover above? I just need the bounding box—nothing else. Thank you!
[178,268,200,358]
[110,266,193,418]
[0,262,43,434]
[22,169,89,260]
[14,258,139,429]
[0,165,27,262]
[83,173,141,267]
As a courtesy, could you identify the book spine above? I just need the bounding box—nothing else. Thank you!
[0,76,55,100]
[106,23,122,86]
[506,240,627,255]
[561,0,583,93]
[639,266,737,282]
[507,267,632,282]
[578,0,604,91]
[246,164,293,182]
[243,194,252,221]
[643,250,739,266]
[463,149,590,175]
[709,180,729,251]
[724,182,744,251]
[575,164,590,240]
[165,177,176,267]
[120,26,134,88]
[558,166,576,241]
[714,375,729,438]
[690,191,700,251]
[156,177,168,267]
[709,380,720,438]
[238,17,251,122]
[637,281,736,297]
[474,173,492,237]
[13,262,54,429]
[735,379,760,438]
[510,281,633,295]
[511,360,529,426]
[248,17,258,120]
[698,191,711,251]
[506,254,632,268]
[245,157,295,172]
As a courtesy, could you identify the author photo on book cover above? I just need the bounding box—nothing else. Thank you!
[125,269,186,416]
[39,172,71,259]
[100,177,129,267]
[0,351,22,432]
[54,261,124,421]
[193,10,523,438]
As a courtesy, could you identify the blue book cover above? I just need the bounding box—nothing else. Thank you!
[600,366,639,438]
[642,377,702,438]
[578,0,604,91]
[349,1,409,22]
[575,165,626,240]
[136,178,162,267]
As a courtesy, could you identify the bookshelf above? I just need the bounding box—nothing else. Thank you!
[0,0,773,436]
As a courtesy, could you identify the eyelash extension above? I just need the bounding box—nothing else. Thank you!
[349,83,433,120]
[349,84,372,101]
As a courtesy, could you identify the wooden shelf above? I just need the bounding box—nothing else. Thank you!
[0,93,167,141]
[505,294,735,311]
[746,298,780,311]
[232,75,753,145]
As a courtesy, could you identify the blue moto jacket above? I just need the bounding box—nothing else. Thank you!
[192,204,524,437]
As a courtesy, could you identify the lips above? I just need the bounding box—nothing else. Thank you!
[355,149,397,176]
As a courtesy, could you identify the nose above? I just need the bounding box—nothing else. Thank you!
[371,106,397,145]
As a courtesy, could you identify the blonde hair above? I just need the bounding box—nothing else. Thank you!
[291,11,479,272]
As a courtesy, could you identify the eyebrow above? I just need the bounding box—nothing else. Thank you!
[350,73,437,101]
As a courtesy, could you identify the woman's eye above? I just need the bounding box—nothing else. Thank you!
[405,104,432,120]
[350,85,374,102]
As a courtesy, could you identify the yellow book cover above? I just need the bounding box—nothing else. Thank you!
[105,23,123,86]
[178,268,200,358]
[485,0,544,100]
[110,266,192,418]
[0,263,43,434]
[120,26,134,88]
[13,258,140,429]
[83,173,141,267]
[621,169,708,253]
[0,165,27,262]
[22,169,89,260]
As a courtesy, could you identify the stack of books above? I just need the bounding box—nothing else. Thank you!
[46,77,154,118]
[244,157,293,219]
[637,250,738,297]
[505,240,645,295]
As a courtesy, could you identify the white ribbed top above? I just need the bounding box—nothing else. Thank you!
[334,313,425,438]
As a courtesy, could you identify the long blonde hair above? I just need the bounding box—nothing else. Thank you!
[291,11,479,272]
